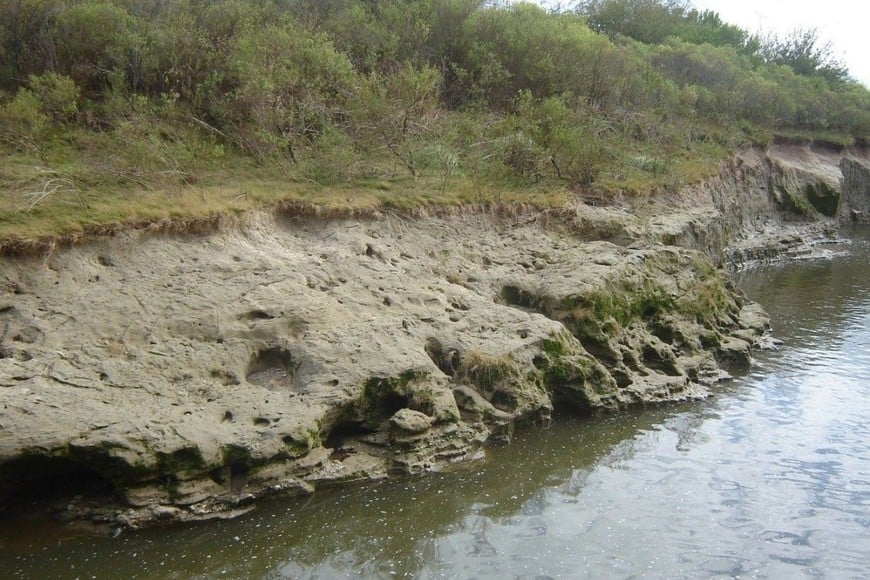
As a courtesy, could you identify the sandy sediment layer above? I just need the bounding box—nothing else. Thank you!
[0,144,865,528]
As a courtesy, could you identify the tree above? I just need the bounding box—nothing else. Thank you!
[52,2,137,94]
[291,0,433,73]
[460,3,629,108]
[579,0,689,45]
[350,63,441,177]
[674,9,748,50]
[505,92,612,187]
[224,22,356,161]
[759,28,848,85]
[425,0,485,108]
[0,0,64,89]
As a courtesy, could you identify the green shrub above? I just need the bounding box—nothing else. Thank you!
[27,73,80,123]
[0,88,48,154]
[349,63,442,177]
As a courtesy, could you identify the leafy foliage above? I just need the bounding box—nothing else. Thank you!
[759,28,849,84]
[581,0,690,44]
[0,0,867,232]
[350,63,442,177]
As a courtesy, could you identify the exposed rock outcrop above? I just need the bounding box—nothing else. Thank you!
[0,213,765,527]
[640,143,866,265]
[840,155,870,224]
[0,142,863,528]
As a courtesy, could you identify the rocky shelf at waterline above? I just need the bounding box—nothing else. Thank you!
[0,214,768,528]
[0,143,867,529]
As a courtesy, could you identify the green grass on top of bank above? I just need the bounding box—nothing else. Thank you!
[1,1,867,246]
[0,114,734,245]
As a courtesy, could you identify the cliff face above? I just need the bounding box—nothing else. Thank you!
[0,214,765,527]
[641,143,868,264]
[0,144,862,528]
[840,155,870,223]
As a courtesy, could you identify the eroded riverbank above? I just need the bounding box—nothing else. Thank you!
[0,144,867,528]
[1,227,868,578]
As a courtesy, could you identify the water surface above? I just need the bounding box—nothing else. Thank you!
[2,228,868,579]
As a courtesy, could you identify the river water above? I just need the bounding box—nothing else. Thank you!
[1,228,868,579]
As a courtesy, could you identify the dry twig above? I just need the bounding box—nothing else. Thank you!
[20,174,87,212]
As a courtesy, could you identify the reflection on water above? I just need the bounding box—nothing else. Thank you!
[2,228,869,579]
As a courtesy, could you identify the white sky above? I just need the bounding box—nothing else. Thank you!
[690,0,869,87]
[531,1,869,87]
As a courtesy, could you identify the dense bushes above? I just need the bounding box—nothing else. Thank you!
[0,0,867,199]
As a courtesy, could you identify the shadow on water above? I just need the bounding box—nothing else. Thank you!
[0,399,716,579]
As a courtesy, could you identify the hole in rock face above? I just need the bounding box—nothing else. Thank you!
[551,397,594,417]
[0,456,118,513]
[209,467,228,485]
[622,350,641,371]
[324,421,375,451]
[362,377,414,427]
[253,417,270,427]
[424,337,461,376]
[378,393,408,419]
[650,322,675,345]
[500,285,540,311]
[230,462,249,493]
[246,347,295,389]
[490,390,516,412]
[220,446,251,492]
[612,369,633,388]
[240,310,274,322]
[642,345,682,377]
[578,336,619,365]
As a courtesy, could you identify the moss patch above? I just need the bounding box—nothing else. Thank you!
[805,182,840,217]
[536,332,616,411]
[774,185,816,218]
